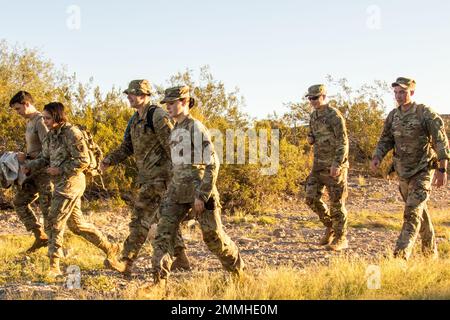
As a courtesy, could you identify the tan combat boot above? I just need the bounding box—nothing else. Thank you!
[228,253,245,283]
[123,259,134,277]
[26,228,48,253]
[318,227,335,246]
[48,258,63,278]
[153,273,167,288]
[171,249,191,271]
[104,256,134,276]
[103,243,133,275]
[104,257,126,272]
[105,243,121,261]
[230,267,245,283]
[422,245,439,260]
[327,236,349,251]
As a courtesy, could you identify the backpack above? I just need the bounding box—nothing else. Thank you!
[124,105,158,138]
[74,125,103,177]
[145,106,157,134]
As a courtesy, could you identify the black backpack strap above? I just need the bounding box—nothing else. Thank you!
[124,113,138,140]
[145,106,158,134]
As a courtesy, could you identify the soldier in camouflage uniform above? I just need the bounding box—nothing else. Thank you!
[24,102,120,277]
[101,80,189,275]
[9,91,52,253]
[151,86,245,285]
[304,85,350,251]
[371,77,449,260]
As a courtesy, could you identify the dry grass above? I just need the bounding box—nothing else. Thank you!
[1,231,450,300]
[0,233,108,286]
[114,256,450,300]
[350,208,450,237]
[1,201,448,300]
[228,211,277,226]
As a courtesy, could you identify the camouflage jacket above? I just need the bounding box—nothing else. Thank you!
[373,103,450,179]
[27,122,90,199]
[167,114,219,204]
[308,105,350,172]
[104,104,173,184]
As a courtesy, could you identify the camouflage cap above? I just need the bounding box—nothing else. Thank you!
[305,84,327,98]
[392,77,416,90]
[123,79,152,96]
[161,86,191,104]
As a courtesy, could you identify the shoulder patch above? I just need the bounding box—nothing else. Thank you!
[65,125,84,144]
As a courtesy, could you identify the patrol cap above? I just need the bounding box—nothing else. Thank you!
[161,86,195,108]
[123,79,152,96]
[305,84,327,98]
[392,77,416,90]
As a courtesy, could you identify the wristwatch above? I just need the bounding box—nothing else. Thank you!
[438,168,447,174]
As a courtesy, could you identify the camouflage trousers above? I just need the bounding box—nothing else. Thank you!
[48,193,111,259]
[13,172,52,236]
[305,168,348,237]
[394,169,437,260]
[122,182,186,261]
[152,195,244,280]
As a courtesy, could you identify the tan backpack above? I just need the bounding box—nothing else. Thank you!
[74,125,103,177]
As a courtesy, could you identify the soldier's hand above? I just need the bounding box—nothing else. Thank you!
[194,198,205,217]
[432,171,447,188]
[370,158,380,172]
[17,152,26,164]
[21,166,31,175]
[330,166,341,178]
[46,167,62,176]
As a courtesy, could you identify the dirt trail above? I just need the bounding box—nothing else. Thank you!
[1,176,449,299]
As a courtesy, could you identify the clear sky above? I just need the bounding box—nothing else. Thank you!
[1,0,449,117]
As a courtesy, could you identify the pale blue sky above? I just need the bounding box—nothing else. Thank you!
[1,0,449,117]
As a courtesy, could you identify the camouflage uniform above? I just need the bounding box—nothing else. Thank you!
[305,85,349,244]
[151,86,245,283]
[27,123,115,261]
[373,78,450,260]
[103,80,186,264]
[14,112,52,244]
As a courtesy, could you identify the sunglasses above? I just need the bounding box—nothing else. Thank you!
[308,96,321,101]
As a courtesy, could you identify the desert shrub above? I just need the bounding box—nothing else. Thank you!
[4,41,440,213]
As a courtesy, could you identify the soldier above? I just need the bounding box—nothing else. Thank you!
[151,86,245,286]
[9,91,52,253]
[23,102,120,277]
[304,84,350,251]
[371,77,449,260]
[101,80,190,276]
